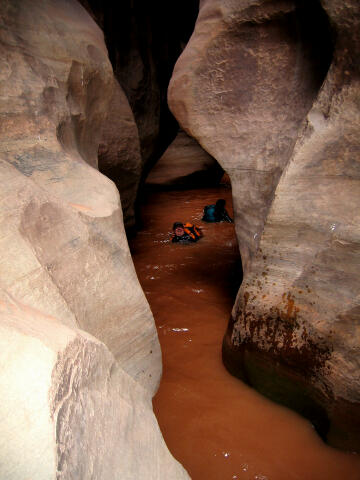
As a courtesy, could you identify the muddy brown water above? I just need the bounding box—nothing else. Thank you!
[130,187,360,480]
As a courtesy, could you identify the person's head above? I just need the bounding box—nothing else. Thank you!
[173,222,184,236]
[215,199,226,209]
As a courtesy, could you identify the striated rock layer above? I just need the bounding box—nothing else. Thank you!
[169,0,360,450]
[0,0,189,477]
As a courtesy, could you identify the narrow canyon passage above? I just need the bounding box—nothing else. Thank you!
[130,186,360,480]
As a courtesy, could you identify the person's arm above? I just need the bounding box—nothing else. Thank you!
[223,209,233,223]
[202,205,209,221]
[194,225,203,237]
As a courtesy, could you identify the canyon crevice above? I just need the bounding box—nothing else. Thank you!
[1,0,360,477]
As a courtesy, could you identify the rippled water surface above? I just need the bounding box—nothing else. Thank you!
[130,187,360,480]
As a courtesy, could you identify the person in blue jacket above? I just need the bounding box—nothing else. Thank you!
[202,199,233,223]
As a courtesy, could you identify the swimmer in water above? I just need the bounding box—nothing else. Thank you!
[202,199,233,223]
[171,222,202,243]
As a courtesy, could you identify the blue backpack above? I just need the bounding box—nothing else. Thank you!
[202,204,217,222]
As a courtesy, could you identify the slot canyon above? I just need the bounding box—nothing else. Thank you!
[0,0,359,479]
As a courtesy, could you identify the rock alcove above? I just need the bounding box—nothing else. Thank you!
[0,0,359,479]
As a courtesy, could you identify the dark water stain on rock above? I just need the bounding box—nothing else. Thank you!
[223,284,360,451]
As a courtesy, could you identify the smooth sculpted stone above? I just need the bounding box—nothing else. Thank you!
[169,0,360,451]
[0,294,187,480]
[98,79,142,229]
[222,1,360,450]
[145,129,223,187]
[168,0,332,271]
[0,0,160,393]
[0,0,189,477]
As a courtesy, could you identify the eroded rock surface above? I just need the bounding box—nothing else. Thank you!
[169,0,360,450]
[145,130,223,187]
[169,0,332,270]
[98,79,142,228]
[0,0,189,477]
[0,294,187,479]
[0,0,159,392]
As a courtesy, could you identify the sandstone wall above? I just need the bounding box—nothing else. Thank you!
[145,129,223,188]
[0,0,189,477]
[0,294,189,480]
[169,0,332,271]
[98,79,142,229]
[168,0,360,450]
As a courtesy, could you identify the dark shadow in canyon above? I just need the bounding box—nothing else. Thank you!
[80,0,199,166]
[293,0,335,84]
[80,0,200,234]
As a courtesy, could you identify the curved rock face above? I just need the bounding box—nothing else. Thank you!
[169,0,332,271]
[0,296,187,480]
[0,0,189,477]
[169,0,360,450]
[98,79,142,229]
[0,0,159,391]
[145,129,223,188]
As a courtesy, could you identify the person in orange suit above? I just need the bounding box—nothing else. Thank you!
[172,222,202,243]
